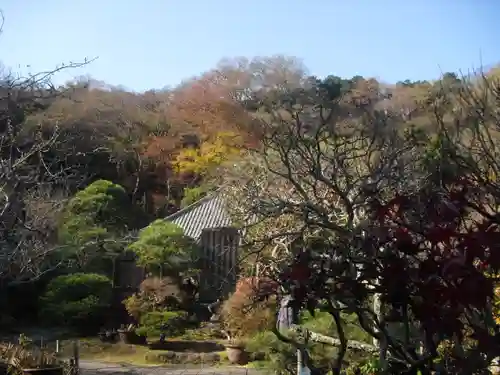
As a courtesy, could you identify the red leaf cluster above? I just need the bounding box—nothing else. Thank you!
[372,177,498,336]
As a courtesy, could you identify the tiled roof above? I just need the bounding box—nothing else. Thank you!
[165,190,233,242]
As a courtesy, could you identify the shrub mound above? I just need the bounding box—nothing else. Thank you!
[135,311,188,338]
[40,272,112,330]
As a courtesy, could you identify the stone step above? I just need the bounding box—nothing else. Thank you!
[145,351,224,366]
[147,340,225,353]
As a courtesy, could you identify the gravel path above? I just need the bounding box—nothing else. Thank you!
[78,360,265,375]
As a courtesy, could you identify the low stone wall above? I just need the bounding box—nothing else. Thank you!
[147,340,225,352]
[145,351,223,365]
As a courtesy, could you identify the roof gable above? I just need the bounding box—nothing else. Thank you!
[165,191,233,242]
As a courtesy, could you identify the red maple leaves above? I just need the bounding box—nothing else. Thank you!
[371,176,499,337]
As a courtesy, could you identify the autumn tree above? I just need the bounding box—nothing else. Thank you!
[212,56,307,102]
[141,59,264,206]
[382,80,432,122]
[28,76,186,220]
[174,131,242,177]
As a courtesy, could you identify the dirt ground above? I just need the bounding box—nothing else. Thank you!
[78,360,265,375]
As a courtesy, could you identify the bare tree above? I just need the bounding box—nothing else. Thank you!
[223,74,500,374]
[222,82,412,366]
[0,58,94,283]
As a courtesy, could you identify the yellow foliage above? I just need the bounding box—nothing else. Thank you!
[488,167,498,183]
[174,131,241,175]
[487,268,500,324]
[494,285,500,325]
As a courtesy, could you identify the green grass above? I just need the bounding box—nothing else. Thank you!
[60,338,162,366]
[56,311,374,369]
[58,338,231,367]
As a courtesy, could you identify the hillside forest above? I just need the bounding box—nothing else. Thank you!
[3,52,500,374]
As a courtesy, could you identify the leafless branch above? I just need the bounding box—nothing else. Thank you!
[0,56,95,283]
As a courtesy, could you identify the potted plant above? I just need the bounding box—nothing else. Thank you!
[220,287,275,366]
[0,343,63,375]
[117,324,146,345]
[224,336,248,365]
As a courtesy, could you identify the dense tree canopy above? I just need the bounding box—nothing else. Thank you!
[58,179,145,270]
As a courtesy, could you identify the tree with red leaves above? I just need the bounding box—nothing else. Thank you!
[227,72,500,374]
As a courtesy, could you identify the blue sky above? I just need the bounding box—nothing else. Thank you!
[1,0,499,92]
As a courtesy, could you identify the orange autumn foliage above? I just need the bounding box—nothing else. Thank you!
[167,73,254,142]
[221,277,278,338]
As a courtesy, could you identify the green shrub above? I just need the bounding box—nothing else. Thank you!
[128,220,199,274]
[135,311,188,337]
[245,311,373,374]
[344,357,383,375]
[245,331,296,375]
[40,273,112,329]
[246,330,349,374]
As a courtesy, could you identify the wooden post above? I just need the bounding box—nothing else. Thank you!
[290,297,306,375]
[72,340,79,375]
[297,348,303,375]
[111,257,116,288]
[373,292,381,348]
